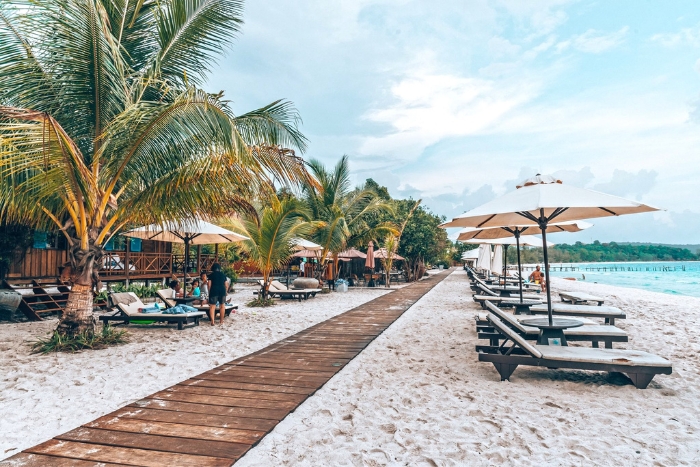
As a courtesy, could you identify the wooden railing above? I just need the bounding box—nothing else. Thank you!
[100,252,172,277]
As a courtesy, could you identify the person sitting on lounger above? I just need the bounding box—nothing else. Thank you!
[188,279,202,303]
[529,266,546,292]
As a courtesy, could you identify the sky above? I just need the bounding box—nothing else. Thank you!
[208,0,700,245]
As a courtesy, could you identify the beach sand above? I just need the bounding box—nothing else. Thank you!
[0,284,391,460]
[236,270,699,466]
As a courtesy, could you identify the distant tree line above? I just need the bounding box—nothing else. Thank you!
[505,240,699,264]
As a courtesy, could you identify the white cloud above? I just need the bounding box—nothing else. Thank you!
[557,27,629,54]
[651,24,700,47]
[360,72,540,160]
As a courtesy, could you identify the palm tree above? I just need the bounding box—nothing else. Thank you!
[226,195,312,301]
[303,156,396,279]
[0,0,310,336]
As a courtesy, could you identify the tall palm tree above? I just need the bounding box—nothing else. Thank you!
[304,156,396,279]
[0,0,310,336]
[226,195,312,300]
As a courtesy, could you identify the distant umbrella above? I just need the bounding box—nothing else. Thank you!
[365,241,375,270]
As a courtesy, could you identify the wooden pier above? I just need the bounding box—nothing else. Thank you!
[2,270,452,467]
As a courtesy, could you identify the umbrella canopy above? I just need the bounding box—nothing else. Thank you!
[338,248,367,259]
[456,221,592,241]
[292,249,321,258]
[123,219,248,244]
[123,219,248,287]
[491,244,503,276]
[462,235,554,247]
[440,178,657,229]
[476,244,491,271]
[365,241,375,269]
[291,238,322,251]
[442,174,660,325]
[373,248,406,261]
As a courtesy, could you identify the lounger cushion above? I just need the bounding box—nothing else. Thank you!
[536,346,671,367]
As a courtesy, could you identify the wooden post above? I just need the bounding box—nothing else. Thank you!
[124,237,130,287]
[214,244,219,263]
[196,245,202,276]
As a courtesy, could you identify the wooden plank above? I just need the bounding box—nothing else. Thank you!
[180,379,315,395]
[192,373,326,388]
[84,417,264,444]
[130,399,290,421]
[170,384,308,403]
[25,439,233,467]
[57,427,248,461]
[147,390,302,410]
[0,452,127,466]
[107,406,277,432]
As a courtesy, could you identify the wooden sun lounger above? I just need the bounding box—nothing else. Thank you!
[254,280,322,301]
[156,289,238,318]
[100,292,204,330]
[474,284,541,300]
[478,301,628,349]
[477,312,672,389]
[528,303,625,325]
[559,291,605,305]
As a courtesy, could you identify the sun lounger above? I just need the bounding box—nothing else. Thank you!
[100,292,203,330]
[477,312,672,389]
[474,284,541,301]
[559,291,605,305]
[528,303,625,325]
[156,289,238,318]
[478,301,628,349]
[254,280,322,301]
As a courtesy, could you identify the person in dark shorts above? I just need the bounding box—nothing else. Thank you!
[207,263,228,325]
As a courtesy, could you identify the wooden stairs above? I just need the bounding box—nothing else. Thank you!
[1,279,71,321]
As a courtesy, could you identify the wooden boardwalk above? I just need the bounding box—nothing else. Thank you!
[3,270,451,467]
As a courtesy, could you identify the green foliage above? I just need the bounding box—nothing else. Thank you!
[30,325,129,354]
[393,200,448,266]
[110,283,162,299]
[506,241,699,264]
[247,296,276,307]
[224,194,312,297]
[303,157,396,274]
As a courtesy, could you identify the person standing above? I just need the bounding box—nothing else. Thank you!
[207,263,228,325]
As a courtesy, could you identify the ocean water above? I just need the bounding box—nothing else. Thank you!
[542,261,700,298]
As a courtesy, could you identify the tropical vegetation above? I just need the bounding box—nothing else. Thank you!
[225,194,312,303]
[505,241,698,264]
[0,0,310,335]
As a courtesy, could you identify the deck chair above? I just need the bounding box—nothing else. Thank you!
[477,312,672,389]
[100,292,203,330]
[478,301,628,349]
[156,288,238,318]
[255,280,321,301]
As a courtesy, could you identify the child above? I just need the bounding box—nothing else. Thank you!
[189,279,202,304]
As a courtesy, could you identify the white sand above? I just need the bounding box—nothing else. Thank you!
[0,285,391,460]
[236,270,700,466]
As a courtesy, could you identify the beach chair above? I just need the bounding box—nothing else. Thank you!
[528,303,625,325]
[100,292,203,330]
[255,280,321,301]
[478,301,628,349]
[476,312,672,389]
[156,288,238,318]
[559,291,605,306]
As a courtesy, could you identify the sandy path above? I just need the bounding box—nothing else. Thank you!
[0,285,391,460]
[236,270,700,466]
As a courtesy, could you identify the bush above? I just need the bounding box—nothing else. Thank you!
[247,296,275,307]
[30,325,129,354]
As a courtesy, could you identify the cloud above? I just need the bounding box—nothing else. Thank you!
[360,71,539,160]
[592,169,658,200]
[557,27,629,54]
[651,24,700,47]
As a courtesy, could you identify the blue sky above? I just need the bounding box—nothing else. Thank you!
[208,0,700,244]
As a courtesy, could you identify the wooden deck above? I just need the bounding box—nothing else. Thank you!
[3,270,452,467]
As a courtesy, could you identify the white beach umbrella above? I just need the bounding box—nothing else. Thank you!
[461,248,480,261]
[462,235,554,247]
[456,221,592,241]
[442,174,659,324]
[491,244,503,276]
[477,244,491,272]
[291,238,322,251]
[123,219,248,285]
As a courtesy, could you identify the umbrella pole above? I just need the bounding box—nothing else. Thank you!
[183,237,190,294]
[539,209,553,326]
[515,230,523,303]
[502,244,508,284]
